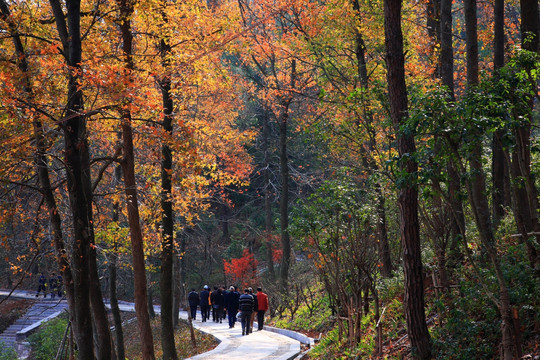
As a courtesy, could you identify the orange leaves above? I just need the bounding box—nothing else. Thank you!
[223,248,259,287]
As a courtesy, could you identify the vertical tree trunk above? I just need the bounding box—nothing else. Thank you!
[492,0,510,228]
[54,0,94,357]
[262,109,276,281]
[109,246,125,360]
[0,0,77,341]
[279,61,295,290]
[117,0,155,357]
[383,0,432,358]
[279,98,291,290]
[159,36,179,359]
[110,164,126,360]
[513,0,540,268]
[464,1,519,357]
[440,0,464,266]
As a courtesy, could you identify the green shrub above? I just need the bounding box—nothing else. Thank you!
[0,343,17,360]
[28,316,69,360]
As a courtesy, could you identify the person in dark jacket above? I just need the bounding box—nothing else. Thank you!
[211,286,224,322]
[224,286,240,328]
[200,285,210,322]
[238,288,254,335]
[248,287,258,333]
[49,273,58,300]
[36,272,47,298]
[188,288,200,320]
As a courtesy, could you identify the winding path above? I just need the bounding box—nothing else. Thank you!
[0,289,308,359]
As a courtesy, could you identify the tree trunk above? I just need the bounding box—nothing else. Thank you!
[279,99,291,290]
[513,0,540,268]
[259,107,275,281]
[492,0,510,228]
[0,0,78,342]
[159,36,178,360]
[55,0,95,357]
[464,2,519,356]
[118,0,155,357]
[109,246,125,360]
[279,59,295,290]
[383,0,432,358]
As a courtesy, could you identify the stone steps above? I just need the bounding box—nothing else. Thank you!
[0,298,68,356]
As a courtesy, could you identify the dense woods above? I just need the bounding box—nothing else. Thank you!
[0,0,538,359]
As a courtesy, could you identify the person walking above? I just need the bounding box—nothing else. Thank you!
[36,272,47,298]
[224,286,240,328]
[238,288,254,335]
[188,288,200,320]
[256,287,269,330]
[248,287,258,334]
[200,285,211,322]
[211,286,224,323]
[49,273,58,300]
[56,273,63,298]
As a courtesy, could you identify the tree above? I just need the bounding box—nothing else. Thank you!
[116,0,155,357]
[383,0,432,358]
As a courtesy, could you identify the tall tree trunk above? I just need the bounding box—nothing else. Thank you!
[279,98,291,290]
[109,246,125,360]
[262,108,276,281]
[159,36,179,359]
[383,0,432,358]
[117,0,155,357]
[440,0,464,266]
[0,0,77,341]
[51,0,95,357]
[492,0,510,228]
[279,61,295,290]
[512,0,540,268]
[464,1,519,357]
[173,252,181,327]
[110,164,126,360]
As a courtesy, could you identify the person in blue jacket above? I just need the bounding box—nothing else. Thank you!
[187,288,200,320]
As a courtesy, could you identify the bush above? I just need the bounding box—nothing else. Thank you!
[28,316,69,360]
[0,343,17,360]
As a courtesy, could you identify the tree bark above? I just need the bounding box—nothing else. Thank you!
[279,97,291,291]
[279,61,295,290]
[159,36,179,359]
[492,0,510,228]
[0,0,77,342]
[383,0,432,358]
[52,0,95,357]
[117,0,155,357]
[111,166,126,360]
[262,108,276,281]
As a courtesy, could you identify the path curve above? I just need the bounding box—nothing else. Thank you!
[1,290,307,360]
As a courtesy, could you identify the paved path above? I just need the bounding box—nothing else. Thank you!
[1,289,305,360]
[181,314,301,360]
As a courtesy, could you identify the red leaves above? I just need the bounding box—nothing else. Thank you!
[223,248,259,287]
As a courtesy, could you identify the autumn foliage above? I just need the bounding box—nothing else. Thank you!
[223,249,259,288]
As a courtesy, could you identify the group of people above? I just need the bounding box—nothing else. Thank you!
[188,285,269,336]
[36,272,63,299]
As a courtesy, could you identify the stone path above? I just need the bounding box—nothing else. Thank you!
[0,289,308,360]
[181,313,303,360]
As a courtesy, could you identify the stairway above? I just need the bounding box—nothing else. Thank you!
[0,298,68,356]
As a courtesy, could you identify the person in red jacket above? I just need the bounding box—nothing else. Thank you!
[256,287,269,330]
